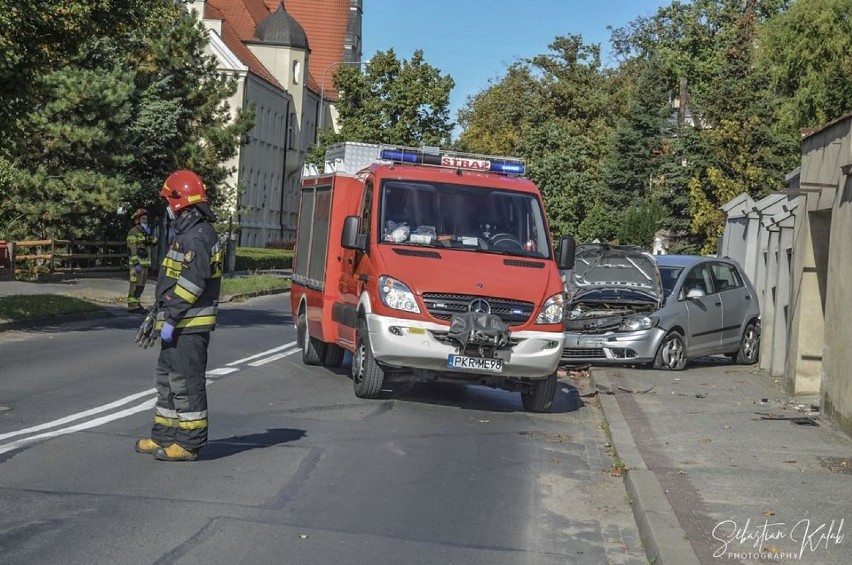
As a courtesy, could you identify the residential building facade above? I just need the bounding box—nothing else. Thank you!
[186,0,363,247]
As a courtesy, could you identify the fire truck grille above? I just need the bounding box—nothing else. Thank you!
[421,293,535,326]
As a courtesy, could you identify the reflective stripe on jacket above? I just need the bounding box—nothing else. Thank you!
[155,209,222,334]
[127,225,158,267]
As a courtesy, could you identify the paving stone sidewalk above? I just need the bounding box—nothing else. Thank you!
[591,359,852,565]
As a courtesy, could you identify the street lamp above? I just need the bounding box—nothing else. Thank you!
[318,59,369,135]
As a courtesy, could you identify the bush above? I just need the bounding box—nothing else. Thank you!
[234,247,293,271]
[265,238,295,250]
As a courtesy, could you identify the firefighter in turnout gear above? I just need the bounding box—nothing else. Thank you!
[126,208,157,314]
[135,170,222,462]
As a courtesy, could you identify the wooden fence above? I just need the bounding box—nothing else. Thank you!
[7,239,129,278]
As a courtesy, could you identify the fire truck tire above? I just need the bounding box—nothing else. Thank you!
[323,343,346,367]
[521,374,557,413]
[298,312,326,366]
[352,318,385,398]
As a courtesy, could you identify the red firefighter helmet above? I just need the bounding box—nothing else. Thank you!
[161,170,207,213]
[131,208,148,221]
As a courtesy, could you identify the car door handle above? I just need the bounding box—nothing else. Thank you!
[715,301,722,306]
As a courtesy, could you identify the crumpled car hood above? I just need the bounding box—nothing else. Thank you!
[567,244,663,302]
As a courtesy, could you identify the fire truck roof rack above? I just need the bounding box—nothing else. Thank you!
[302,142,527,178]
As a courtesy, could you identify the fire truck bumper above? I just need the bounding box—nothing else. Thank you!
[366,313,564,378]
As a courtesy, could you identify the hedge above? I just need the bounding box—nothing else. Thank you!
[234,247,294,271]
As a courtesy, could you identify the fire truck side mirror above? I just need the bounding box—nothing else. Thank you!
[557,235,575,271]
[341,215,366,251]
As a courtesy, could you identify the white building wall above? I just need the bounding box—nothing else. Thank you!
[237,75,292,247]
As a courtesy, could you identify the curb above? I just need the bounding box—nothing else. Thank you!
[0,309,117,333]
[590,369,700,565]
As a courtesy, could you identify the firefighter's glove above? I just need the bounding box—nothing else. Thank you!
[134,310,159,349]
[134,263,143,274]
[160,322,175,343]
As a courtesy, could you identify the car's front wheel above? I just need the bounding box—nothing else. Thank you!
[352,318,385,398]
[653,330,687,370]
[521,374,557,413]
[734,322,760,365]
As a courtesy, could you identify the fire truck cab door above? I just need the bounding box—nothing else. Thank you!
[336,179,374,347]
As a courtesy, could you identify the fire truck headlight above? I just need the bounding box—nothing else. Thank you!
[379,276,420,314]
[536,293,564,325]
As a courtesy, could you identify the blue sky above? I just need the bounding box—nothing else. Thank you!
[362,0,671,131]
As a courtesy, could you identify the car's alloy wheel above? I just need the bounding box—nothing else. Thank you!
[654,330,687,370]
[735,322,760,365]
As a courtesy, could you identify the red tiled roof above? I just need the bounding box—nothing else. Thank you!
[208,0,270,40]
[283,0,351,96]
[206,0,283,89]
[202,0,350,96]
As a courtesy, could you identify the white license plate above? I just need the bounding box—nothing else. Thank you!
[447,355,503,373]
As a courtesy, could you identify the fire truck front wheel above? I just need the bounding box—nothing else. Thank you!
[298,312,327,366]
[520,374,557,413]
[352,318,385,399]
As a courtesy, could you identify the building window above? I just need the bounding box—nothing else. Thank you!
[288,112,296,149]
[293,60,301,85]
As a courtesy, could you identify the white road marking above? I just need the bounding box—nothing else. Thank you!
[227,342,296,366]
[0,389,156,442]
[0,398,156,455]
[0,342,299,455]
[247,346,299,366]
[206,367,240,376]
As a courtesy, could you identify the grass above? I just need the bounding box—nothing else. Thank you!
[0,295,104,321]
[222,274,291,297]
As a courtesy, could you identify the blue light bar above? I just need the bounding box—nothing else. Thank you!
[490,161,526,175]
[379,146,525,175]
[380,149,419,163]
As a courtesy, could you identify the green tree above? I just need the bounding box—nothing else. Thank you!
[455,63,538,156]
[689,0,795,252]
[0,1,252,240]
[760,0,852,132]
[458,36,615,242]
[312,49,454,160]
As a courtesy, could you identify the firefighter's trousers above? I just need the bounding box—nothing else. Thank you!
[127,266,149,309]
[151,332,210,450]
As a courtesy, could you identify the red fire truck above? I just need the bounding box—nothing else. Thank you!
[291,143,574,412]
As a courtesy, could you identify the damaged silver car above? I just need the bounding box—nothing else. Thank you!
[561,244,760,370]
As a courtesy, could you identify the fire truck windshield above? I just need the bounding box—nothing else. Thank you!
[379,180,551,258]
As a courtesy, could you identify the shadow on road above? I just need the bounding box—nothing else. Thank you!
[201,428,306,460]
[375,380,584,414]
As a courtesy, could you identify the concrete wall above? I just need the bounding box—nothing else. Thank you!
[790,116,852,434]
[818,121,852,433]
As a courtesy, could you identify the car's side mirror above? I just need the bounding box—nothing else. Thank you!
[557,235,575,270]
[341,216,367,251]
[686,288,705,299]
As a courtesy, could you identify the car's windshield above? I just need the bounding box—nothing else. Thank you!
[378,179,551,259]
[658,266,684,296]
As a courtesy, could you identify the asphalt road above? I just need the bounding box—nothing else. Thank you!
[0,294,644,564]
